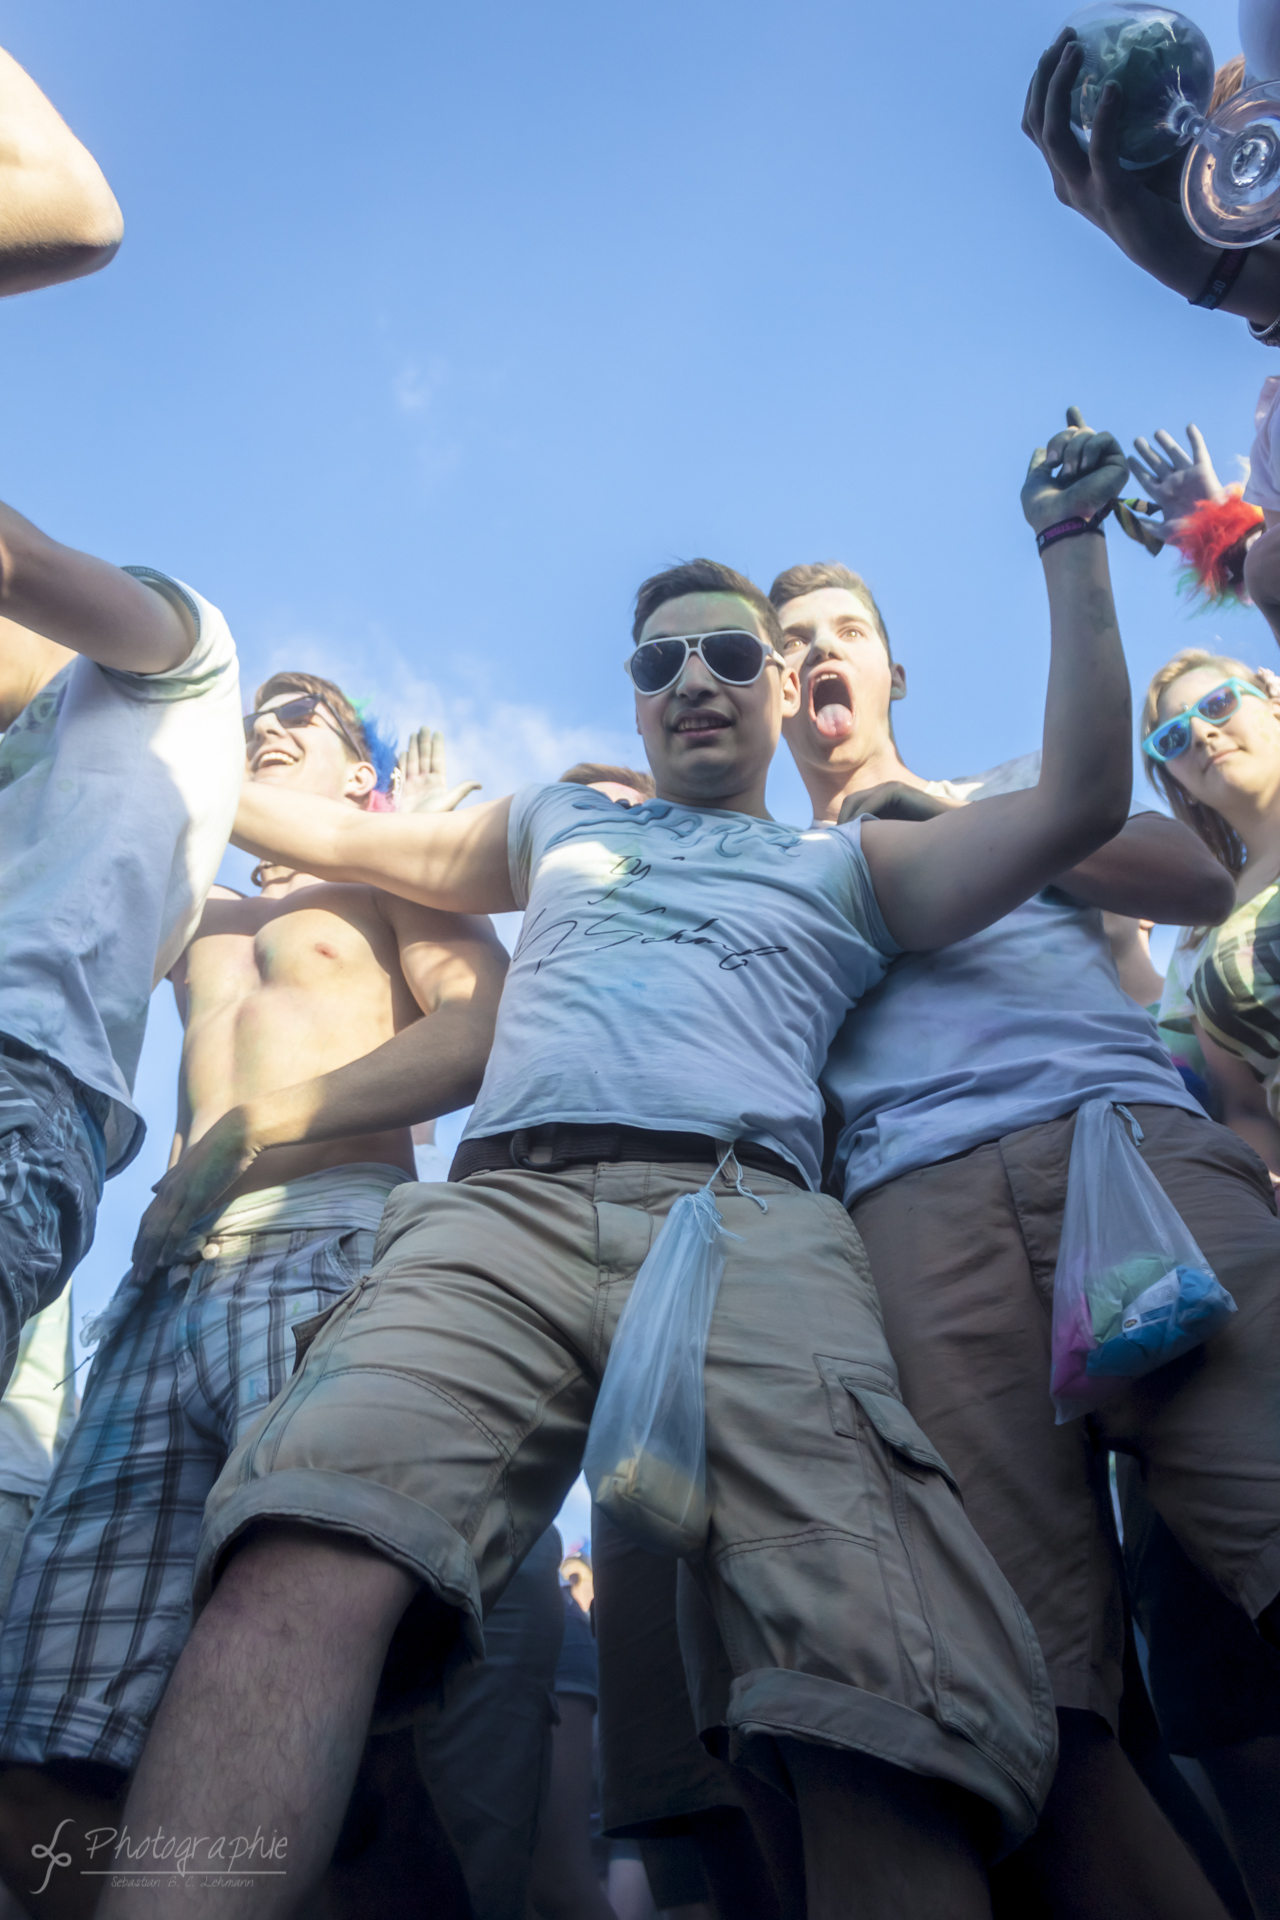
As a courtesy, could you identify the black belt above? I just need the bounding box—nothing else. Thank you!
[448,1123,805,1189]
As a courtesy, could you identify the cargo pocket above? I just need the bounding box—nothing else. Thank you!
[815,1355,1056,1822]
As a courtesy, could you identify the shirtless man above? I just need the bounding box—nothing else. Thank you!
[0,671,505,1918]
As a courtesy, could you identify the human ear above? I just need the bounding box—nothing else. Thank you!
[889,663,908,703]
[779,663,802,718]
[344,760,378,801]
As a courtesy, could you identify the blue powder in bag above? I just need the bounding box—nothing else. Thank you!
[1086,1265,1236,1378]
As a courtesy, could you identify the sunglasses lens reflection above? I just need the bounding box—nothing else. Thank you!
[1154,720,1190,761]
[244,696,319,741]
[630,640,689,694]
[701,632,768,684]
[1200,687,1240,723]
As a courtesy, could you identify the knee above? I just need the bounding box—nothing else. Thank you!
[210,1522,419,1643]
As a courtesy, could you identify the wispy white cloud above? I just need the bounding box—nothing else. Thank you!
[254,626,639,800]
[391,354,449,415]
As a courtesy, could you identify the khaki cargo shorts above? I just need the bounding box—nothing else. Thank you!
[195,1160,1057,1849]
[851,1103,1280,1733]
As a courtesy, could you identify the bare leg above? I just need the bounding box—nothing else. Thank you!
[315,1728,471,1920]
[990,1711,1231,1920]
[0,1764,125,1920]
[606,1855,656,1920]
[529,1696,615,1920]
[96,1524,417,1920]
[1198,1735,1280,1920]
[780,1739,991,1920]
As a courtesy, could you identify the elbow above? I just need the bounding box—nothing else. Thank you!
[1187,865,1237,928]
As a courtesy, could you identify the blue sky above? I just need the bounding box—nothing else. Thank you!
[7,0,1269,1453]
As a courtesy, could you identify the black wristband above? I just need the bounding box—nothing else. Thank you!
[1035,509,1111,555]
[1190,246,1252,310]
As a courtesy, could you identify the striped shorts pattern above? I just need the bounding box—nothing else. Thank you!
[0,1037,107,1395]
[0,1219,374,1772]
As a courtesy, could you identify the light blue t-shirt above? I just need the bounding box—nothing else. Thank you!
[462,783,900,1190]
[0,571,242,1173]
[824,759,1200,1208]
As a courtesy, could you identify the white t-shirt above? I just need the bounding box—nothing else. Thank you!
[824,755,1199,1208]
[461,783,899,1190]
[1245,376,1280,515]
[0,571,243,1173]
[0,1292,75,1500]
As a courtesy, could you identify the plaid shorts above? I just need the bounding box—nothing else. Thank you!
[0,1177,397,1773]
[0,1036,107,1394]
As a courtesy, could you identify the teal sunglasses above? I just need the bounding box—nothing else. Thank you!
[1143,677,1267,765]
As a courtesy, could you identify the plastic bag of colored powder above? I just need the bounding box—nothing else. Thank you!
[1049,1100,1236,1422]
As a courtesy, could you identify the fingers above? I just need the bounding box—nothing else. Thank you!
[1041,38,1090,183]
[1026,444,1052,482]
[1186,423,1211,467]
[1066,405,1091,432]
[1132,434,1173,483]
[1128,453,1161,492]
[1024,29,1074,142]
[427,729,446,779]
[1154,428,1192,469]
[427,780,482,814]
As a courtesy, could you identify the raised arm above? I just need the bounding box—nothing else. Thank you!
[0,44,122,295]
[0,506,194,676]
[233,781,518,914]
[1024,30,1280,324]
[861,414,1132,950]
[132,903,509,1267]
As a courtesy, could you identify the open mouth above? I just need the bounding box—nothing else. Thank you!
[253,746,299,772]
[810,667,855,742]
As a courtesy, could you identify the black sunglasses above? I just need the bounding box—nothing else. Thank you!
[624,629,784,697]
[244,693,366,761]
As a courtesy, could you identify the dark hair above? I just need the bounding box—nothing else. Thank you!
[767,562,892,660]
[560,761,657,795]
[253,671,372,765]
[631,559,781,647]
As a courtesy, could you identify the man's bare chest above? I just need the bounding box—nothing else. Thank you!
[184,885,397,1005]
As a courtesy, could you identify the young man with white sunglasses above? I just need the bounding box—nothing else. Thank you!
[102,417,1129,1920]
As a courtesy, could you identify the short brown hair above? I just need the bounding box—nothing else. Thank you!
[560,762,657,794]
[252,671,371,764]
[1142,648,1266,875]
[631,559,781,647]
[767,562,892,660]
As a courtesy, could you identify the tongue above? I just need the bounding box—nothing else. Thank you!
[815,701,854,741]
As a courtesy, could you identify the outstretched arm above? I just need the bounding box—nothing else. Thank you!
[233,782,518,914]
[0,44,122,295]
[1023,30,1280,322]
[132,903,509,1267]
[861,413,1132,950]
[1051,813,1236,924]
[0,506,194,680]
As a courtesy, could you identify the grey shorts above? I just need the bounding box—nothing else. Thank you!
[0,1036,106,1395]
[196,1162,1057,1851]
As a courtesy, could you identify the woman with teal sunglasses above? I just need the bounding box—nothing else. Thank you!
[1143,648,1280,1178]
